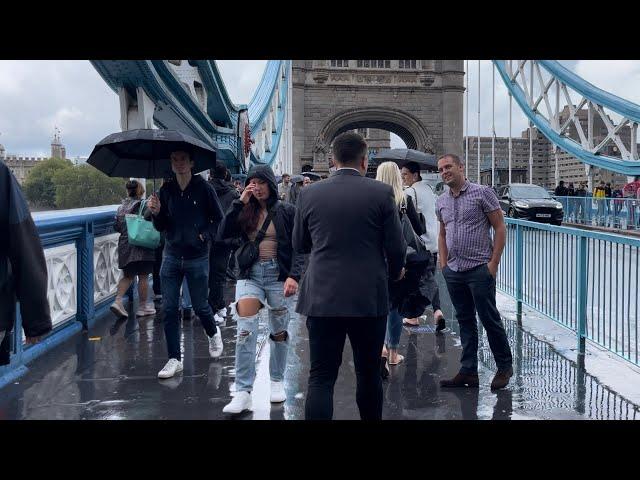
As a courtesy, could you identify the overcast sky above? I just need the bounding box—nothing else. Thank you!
[1,60,639,157]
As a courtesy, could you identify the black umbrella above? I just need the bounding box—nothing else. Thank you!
[302,172,322,181]
[291,174,305,184]
[372,148,437,171]
[87,129,218,190]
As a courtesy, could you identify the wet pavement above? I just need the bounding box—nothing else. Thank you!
[1,276,639,420]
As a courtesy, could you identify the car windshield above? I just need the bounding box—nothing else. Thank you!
[511,186,551,199]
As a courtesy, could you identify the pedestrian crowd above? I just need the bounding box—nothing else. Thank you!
[1,131,515,420]
[554,176,640,228]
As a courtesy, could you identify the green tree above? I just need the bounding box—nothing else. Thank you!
[22,158,73,208]
[53,164,125,209]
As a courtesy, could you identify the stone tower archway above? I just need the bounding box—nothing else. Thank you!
[292,60,464,173]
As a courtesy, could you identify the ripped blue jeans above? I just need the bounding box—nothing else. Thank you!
[231,259,293,393]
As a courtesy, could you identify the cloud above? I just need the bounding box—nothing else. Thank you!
[216,60,268,105]
[1,59,638,158]
[0,60,120,158]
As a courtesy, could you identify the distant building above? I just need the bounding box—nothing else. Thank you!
[0,129,69,184]
[465,106,636,190]
[50,127,66,160]
[1,154,49,184]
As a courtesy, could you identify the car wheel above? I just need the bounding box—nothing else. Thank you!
[508,207,517,218]
[552,220,562,226]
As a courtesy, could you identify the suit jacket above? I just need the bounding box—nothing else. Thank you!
[293,169,406,317]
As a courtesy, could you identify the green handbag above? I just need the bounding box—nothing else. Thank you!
[125,199,160,249]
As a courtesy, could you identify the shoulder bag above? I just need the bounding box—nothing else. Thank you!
[125,199,161,249]
[235,208,274,271]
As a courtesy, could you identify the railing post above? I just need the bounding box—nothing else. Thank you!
[515,223,523,325]
[76,221,95,329]
[576,235,588,358]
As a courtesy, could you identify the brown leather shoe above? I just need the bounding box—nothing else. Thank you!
[439,372,479,388]
[490,367,513,390]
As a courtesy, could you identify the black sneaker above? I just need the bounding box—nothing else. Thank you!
[182,308,193,321]
[436,315,446,332]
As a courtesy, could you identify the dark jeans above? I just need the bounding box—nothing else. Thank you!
[442,263,512,374]
[305,315,387,420]
[208,245,231,312]
[428,252,441,312]
[161,254,217,361]
[152,245,163,295]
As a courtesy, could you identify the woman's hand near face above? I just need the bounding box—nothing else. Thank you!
[240,184,255,204]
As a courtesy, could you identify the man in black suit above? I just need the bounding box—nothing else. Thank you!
[293,132,406,420]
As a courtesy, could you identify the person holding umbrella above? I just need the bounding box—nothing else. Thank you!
[87,129,225,380]
[147,150,225,379]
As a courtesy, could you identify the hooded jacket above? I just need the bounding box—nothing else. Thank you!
[0,162,52,365]
[217,165,304,282]
[209,177,241,250]
[152,174,224,260]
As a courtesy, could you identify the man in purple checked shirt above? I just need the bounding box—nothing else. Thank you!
[436,153,513,390]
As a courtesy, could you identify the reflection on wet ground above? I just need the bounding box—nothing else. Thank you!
[0,276,638,420]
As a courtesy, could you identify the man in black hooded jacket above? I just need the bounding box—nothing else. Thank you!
[0,162,52,365]
[208,161,240,321]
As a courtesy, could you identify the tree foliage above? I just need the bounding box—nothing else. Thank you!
[22,158,73,208]
[53,164,125,209]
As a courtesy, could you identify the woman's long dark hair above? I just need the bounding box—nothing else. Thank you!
[237,196,263,235]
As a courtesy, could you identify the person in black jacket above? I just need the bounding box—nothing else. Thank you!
[218,164,304,414]
[293,132,406,420]
[0,162,52,365]
[147,150,224,380]
[375,161,433,378]
[208,161,240,321]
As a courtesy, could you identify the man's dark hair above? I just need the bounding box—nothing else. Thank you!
[212,160,228,180]
[404,161,422,181]
[437,153,463,166]
[559,180,565,186]
[282,173,290,178]
[332,132,367,166]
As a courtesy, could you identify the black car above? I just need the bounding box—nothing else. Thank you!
[497,183,564,225]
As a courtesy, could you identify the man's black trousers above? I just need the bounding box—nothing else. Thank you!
[305,315,387,420]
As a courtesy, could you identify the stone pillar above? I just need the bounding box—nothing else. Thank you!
[440,60,465,158]
[292,61,308,174]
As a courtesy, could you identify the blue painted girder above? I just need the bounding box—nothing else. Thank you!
[494,60,640,176]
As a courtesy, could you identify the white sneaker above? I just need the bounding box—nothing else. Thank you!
[208,326,223,358]
[110,301,128,319]
[270,381,286,403]
[222,391,252,414]
[136,303,156,317]
[214,309,226,325]
[157,358,183,379]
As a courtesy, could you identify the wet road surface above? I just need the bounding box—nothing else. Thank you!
[1,276,638,420]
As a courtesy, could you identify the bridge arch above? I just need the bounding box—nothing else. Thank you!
[312,107,436,168]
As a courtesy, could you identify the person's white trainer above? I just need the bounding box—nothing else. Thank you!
[110,300,128,319]
[214,309,226,325]
[222,391,252,414]
[157,358,183,379]
[208,326,223,358]
[270,381,286,403]
[136,303,156,317]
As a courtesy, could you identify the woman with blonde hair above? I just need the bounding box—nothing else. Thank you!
[376,162,431,377]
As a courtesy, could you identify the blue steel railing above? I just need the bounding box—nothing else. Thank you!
[555,196,640,230]
[498,218,640,366]
[0,206,119,389]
